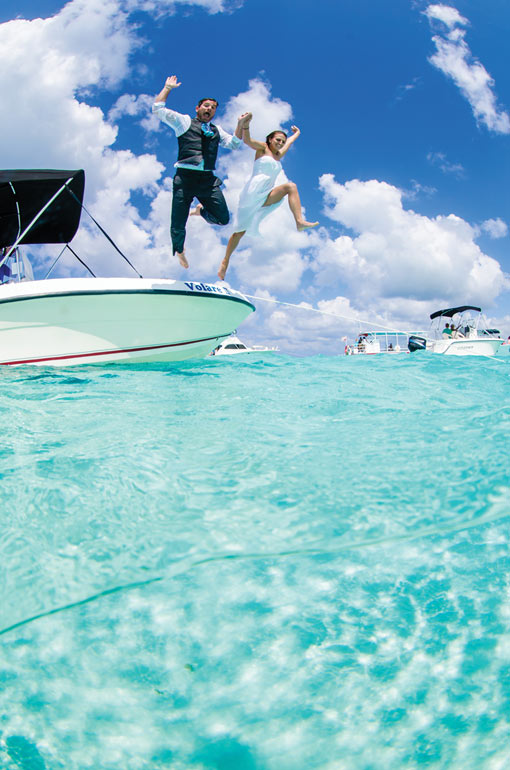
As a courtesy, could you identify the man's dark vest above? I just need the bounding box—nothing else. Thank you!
[177,118,221,171]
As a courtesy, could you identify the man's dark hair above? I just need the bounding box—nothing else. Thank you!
[197,98,219,107]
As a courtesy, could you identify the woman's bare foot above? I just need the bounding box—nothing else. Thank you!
[297,220,319,231]
[218,258,229,281]
[189,203,203,217]
[176,250,189,268]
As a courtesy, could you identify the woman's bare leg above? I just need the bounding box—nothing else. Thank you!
[263,182,318,230]
[218,231,246,280]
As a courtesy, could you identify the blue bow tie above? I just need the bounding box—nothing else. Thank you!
[201,122,214,137]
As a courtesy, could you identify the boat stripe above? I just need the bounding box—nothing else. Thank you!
[0,289,255,312]
[0,334,229,366]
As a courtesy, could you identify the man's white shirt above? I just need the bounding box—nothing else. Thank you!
[152,103,241,171]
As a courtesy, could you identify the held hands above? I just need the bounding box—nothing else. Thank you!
[238,112,252,128]
[165,75,181,90]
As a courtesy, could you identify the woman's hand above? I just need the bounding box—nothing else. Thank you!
[236,112,253,140]
[239,111,253,127]
[290,125,300,135]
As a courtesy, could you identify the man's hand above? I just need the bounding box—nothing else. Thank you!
[165,75,181,91]
[238,112,252,127]
[155,75,181,103]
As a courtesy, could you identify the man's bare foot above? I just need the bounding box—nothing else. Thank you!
[189,204,203,217]
[176,250,189,268]
[297,220,319,231]
[218,258,229,281]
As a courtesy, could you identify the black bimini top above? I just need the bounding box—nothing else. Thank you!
[430,305,482,320]
[0,169,85,247]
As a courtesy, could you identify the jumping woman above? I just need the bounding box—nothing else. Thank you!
[218,113,318,280]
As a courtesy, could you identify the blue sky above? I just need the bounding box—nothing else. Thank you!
[1,0,509,352]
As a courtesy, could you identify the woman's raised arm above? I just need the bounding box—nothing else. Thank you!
[278,125,300,158]
[240,113,267,152]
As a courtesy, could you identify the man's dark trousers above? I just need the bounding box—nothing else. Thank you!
[171,168,229,254]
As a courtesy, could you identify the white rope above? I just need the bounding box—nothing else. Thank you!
[242,293,418,335]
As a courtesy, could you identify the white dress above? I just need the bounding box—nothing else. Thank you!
[235,155,284,236]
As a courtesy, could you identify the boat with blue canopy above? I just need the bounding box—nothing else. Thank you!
[408,306,503,356]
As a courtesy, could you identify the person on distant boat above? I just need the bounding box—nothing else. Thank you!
[152,75,248,268]
[442,322,452,338]
[217,112,318,280]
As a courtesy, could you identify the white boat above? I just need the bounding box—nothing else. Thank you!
[0,169,255,366]
[408,306,503,357]
[344,330,426,356]
[209,335,279,356]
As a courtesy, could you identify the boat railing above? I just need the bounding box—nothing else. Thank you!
[0,247,33,284]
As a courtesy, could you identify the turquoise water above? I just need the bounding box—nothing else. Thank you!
[1,352,510,769]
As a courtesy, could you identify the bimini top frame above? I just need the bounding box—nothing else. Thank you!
[0,169,141,278]
[0,169,85,267]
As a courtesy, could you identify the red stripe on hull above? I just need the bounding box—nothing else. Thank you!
[0,335,224,366]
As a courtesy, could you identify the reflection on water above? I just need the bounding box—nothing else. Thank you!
[1,354,510,768]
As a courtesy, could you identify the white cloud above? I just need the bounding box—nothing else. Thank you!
[481,218,508,239]
[108,93,159,132]
[425,4,468,28]
[124,0,240,14]
[424,4,510,133]
[0,1,145,184]
[316,174,506,308]
[426,151,464,177]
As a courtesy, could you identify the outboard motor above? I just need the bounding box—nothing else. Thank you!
[408,335,427,353]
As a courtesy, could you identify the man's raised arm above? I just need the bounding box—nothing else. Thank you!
[155,75,181,104]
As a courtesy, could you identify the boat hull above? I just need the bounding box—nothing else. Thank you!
[0,278,255,366]
[430,338,502,356]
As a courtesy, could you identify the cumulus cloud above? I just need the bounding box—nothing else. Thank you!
[425,4,468,28]
[424,4,510,133]
[108,93,159,132]
[316,174,506,309]
[480,218,508,239]
[0,0,163,278]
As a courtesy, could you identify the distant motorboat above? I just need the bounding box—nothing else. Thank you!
[344,330,426,356]
[209,335,279,357]
[0,169,255,366]
[408,306,503,357]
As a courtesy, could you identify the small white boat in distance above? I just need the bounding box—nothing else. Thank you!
[209,335,279,356]
[0,169,255,366]
[344,330,426,356]
[408,306,503,357]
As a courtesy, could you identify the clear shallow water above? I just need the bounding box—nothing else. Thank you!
[1,352,510,769]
